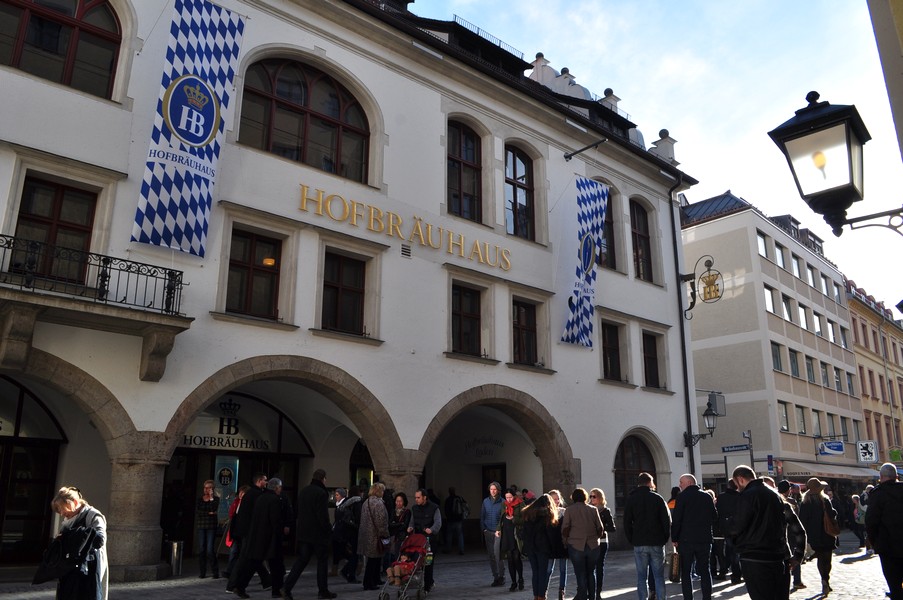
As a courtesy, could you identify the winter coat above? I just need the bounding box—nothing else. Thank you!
[358,496,389,559]
[595,505,616,542]
[561,501,603,551]
[480,495,504,531]
[297,479,331,545]
[57,504,108,600]
[623,486,671,547]
[522,515,559,557]
[799,494,838,551]
[671,485,717,545]
[865,479,903,557]
[497,500,523,555]
[242,489,283,560]
[725,479,788,562]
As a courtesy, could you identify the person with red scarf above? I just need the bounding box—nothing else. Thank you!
[223,485,250,578]
[496,488,525,591]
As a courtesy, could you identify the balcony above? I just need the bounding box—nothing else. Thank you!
[0,235,193,381]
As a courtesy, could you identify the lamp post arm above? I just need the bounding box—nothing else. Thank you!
[841,204,903,237]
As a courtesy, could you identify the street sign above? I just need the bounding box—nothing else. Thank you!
[722,444,750,453]
[857,440,878,463]
[818,440,845,455]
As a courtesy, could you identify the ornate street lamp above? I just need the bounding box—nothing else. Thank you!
[770,91,903,237]
[684,398,719,447]
[768,91,872,236]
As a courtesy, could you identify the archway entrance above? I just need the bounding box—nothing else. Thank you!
[0,377,66,563]
[613,434,657,511]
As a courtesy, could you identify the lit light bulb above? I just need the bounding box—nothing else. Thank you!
[811,150,827,178]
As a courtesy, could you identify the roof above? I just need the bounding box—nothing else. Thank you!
[681,191,751,227]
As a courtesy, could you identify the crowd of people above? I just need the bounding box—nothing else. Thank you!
[37,461,903,600]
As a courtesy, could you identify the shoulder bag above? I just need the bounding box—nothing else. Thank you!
[822,500,841,537]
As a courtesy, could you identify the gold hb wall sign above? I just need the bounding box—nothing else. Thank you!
[300,184,512,271]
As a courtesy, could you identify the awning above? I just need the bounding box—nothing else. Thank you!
[780,460,877,479]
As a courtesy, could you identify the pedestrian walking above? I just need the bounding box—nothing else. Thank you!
[282,468,335,600]
[624,472,670,600]
[49,486,108,600]
[588,487,615,599]
[798,478,838,595]
[522,494,561,600]
[865,462,903,600]
[670,474,717,600]
[481,481,505,587]
[496,489,524,591]
[561,487,603,600]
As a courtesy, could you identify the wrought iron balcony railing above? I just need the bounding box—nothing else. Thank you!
[0,235,184,315]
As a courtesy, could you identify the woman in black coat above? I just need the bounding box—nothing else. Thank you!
[522,494,561,600]
[52,486,108,600]
[798,478,839,595]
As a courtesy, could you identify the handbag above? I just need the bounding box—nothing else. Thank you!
[669,551,681,583]
[32,524,97,585]
[822,502,841,537]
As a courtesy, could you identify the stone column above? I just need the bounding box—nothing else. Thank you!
[106,432,170,581]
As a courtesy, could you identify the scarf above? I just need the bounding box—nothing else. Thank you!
[504,497,523,517]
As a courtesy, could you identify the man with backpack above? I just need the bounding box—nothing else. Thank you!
[443,487,468,555]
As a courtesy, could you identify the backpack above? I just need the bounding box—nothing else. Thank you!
[451,496,469,520]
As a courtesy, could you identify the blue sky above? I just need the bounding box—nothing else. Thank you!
[413,1,903,316]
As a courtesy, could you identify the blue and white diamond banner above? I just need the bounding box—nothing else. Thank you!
[561,177,609,347]
[131,0,245,257]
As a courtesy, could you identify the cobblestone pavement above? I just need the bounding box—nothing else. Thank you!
[0,531,892,599]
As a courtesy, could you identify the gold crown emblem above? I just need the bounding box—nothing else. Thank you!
[184,83,209,110]
[219,398,241,416]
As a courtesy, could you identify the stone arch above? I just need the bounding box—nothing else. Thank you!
[20,347,137,457]
[164,355,407,478]
[615,426,674,487]
[417,384,578,494]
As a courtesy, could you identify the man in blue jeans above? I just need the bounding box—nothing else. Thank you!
[624,472,671,600]
[671,474,717,600]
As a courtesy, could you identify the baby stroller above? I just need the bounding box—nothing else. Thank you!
[378,533,431,600]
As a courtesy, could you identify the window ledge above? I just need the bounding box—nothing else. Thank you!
[598,378,638,390]
[443,351,500,366]
[506,362,556,375]
[210,311,299,331]
[309,328,384,346]
[641,386,675,396]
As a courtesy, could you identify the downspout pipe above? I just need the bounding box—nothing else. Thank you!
[665,172,697,475]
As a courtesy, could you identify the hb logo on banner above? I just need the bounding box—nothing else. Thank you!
[163,75,220,147]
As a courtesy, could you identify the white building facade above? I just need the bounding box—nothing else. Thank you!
[0,0,697,578]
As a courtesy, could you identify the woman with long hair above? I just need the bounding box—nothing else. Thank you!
[547,489,568,600]
[522,494,560,600]
[51,486,108,600]
[589,487,616,599]
[358,482,389,590]
[196,479,220,579]
[799,478,839,595]
[561,487,603,600]
[496,488,524,591]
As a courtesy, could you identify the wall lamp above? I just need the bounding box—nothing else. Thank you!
[769,91,903,237]
[684,399,718,447]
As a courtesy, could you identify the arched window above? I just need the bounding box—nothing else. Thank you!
[240,58,369,182]
[0,0,122,98]
[613,435,656,512]
[630,199,652,282]
[504,145,534,241]
[447,121,481,222]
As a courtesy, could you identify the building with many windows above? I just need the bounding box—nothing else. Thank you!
[0,0,699,579]
[681,192,874,489]
[845,280,903,465]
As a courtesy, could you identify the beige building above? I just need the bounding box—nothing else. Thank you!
[846,280,903,465]
[681,192,874,489]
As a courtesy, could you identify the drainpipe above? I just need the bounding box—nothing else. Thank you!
[664,172,697,475]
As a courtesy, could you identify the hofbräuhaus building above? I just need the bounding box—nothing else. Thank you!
[0,0,700,579]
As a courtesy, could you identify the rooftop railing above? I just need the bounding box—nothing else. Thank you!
[0,234,185,315]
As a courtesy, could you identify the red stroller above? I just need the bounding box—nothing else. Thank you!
[378,533,431,600]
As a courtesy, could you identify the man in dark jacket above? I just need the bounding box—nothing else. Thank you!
[725,465,793,600]
[227,473,272,594]
[408,488,442,593]
[866,462,903,600]
[282,469,335,600]
[624,472,670,600]
[671,474,717,600]
[233,478,284,599]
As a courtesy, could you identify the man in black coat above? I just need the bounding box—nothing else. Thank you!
[624,472,670,600]
[233,478,284,599]
[866,462,903,600]
[725,465,793,600]
[282,468,335,600]
[227,472,272,594]
[716,479,742,584]
[671,474,717,600]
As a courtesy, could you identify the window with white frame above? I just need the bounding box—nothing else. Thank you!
[806,265,816,287]
[821,275,830,296]
[840,416,849,440]
[774,242,786,268]
[792,255,802,278]
[813,312,823,337]
[798,304,809,330]
[771,342,783,371]
[833,282,842,303]
[789,349,800,378]
[805,356,816,383]
[826,413,836,437]
[846,372,855,395]
[827,319,836,344]
[820,362,830,386]
[764,286,775,313]
[782,295,793,321]
[812,409,822,437]
[796,405,807,434]
[834,367,843,392]
[756,231,768,258]
[778,401,789,431]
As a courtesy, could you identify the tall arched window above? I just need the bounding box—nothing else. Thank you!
[613,435,656,512]
[239,58,369,182]
[447,121,481,222]
[630,199,652,282]
[504,145,534,241]
[0,0,122,98]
